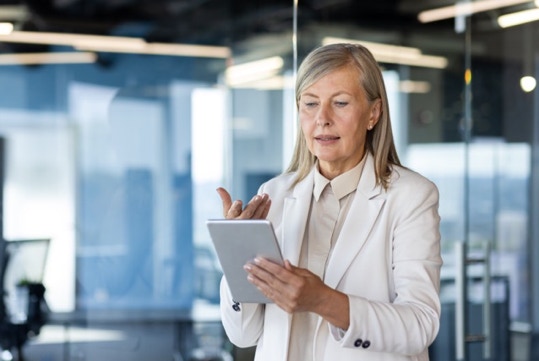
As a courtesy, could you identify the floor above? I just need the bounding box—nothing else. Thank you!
[4,322,534,361]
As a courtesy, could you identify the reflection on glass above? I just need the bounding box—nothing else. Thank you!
[407,141,530,321]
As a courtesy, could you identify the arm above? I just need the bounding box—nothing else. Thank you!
[219,276,266,347]
[333,179,442,355]
[215,187,272,347]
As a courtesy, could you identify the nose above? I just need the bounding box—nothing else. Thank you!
[315,103,332,127]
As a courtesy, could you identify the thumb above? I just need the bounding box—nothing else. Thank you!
[284,259,295,271]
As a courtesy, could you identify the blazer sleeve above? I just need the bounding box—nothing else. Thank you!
[330,174,442,356]
[220,276,266,347]
[219,174,295,349]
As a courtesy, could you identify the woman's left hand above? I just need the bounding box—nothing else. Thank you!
[244,258,350,329]
[245,258,323,312]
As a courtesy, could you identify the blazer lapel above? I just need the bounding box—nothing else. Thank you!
[324,155,386,289]
[280,169,314,266]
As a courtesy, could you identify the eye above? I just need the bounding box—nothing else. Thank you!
[302,100,318,108]
[334,101,348,107]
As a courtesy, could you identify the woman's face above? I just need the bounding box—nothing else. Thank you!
[299,65,381,179]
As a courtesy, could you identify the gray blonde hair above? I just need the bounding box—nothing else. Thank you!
[285,42,401,189]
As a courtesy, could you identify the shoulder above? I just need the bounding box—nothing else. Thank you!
[388,164,438,197]
[258,172,297,194]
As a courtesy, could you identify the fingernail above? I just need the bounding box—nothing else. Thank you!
[243,264,251,271]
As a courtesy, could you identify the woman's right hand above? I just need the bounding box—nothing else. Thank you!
[216,187,271,220]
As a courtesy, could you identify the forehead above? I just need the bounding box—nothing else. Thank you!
[303,65,363,94]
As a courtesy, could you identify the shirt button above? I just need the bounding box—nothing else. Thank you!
[232,303,240,312]
[354,339,363,347]
[362,340,371,348]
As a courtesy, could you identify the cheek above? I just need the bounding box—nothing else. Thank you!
[299,119,315,149]
[299,116,312,134]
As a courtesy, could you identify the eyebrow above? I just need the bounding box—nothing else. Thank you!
[301,90,352,98]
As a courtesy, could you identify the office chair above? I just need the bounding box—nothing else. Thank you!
[0,240,48,361]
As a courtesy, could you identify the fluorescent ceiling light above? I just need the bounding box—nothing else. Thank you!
[498,8,539,27]
[0,22,13,34]
[0,52,97,66]
[322,37,448,69]
[0,5,28,21]
[225,56,284,86]
[399,80,432,93]
[75,41,230,58]
[141,43,230,58]
[0,31,146,47]
[0,31,231,58]
[418,0,532,23]
[324,37,422,56]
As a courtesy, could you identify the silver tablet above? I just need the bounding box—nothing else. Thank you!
[206,219,284,303]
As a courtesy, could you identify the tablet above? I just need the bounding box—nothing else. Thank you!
[206,219,284,303]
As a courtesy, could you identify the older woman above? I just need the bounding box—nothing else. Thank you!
[217,43,442,361]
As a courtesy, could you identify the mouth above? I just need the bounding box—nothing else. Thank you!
[315,135,340,141]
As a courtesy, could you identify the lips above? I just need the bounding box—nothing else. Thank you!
[315,135,340,141]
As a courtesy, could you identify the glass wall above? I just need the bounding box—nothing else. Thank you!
[0,1,538,360]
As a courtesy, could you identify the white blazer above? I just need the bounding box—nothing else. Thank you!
[220,154,443,361]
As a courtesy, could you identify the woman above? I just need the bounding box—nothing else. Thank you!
[217,43,442,361]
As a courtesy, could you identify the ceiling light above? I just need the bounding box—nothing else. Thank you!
[143,43,230,58]
[225,56,284,86]
[399,80,432,93]
[0,5,28,21]
[322,37,448,69]
[0,22,13,35]
[418,0,532,23]
[0,52,97,66]
[75,41,231,58]
[324,37,422,57]
[0,30,144,47]
[498,8,539,27]
[0,31,231,58]
[520,76,536,92]
[376,53,448,69]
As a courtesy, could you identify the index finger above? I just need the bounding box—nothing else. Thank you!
[216,187,233,217]
[253,257,291,279]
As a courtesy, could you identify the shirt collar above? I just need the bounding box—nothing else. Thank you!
[313,156,366,201]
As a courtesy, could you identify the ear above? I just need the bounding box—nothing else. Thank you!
[368,99,382,129]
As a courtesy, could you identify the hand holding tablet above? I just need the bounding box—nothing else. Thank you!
[206,219,284,303]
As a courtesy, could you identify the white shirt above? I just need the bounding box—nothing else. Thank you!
[287,157,366,361]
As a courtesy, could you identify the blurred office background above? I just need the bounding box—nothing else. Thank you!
[0,0,538,360]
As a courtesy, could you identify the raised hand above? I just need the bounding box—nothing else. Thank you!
[216,187,271,220]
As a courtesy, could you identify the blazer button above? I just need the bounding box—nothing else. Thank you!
[362,340,371,348]
[354,339,363,347]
